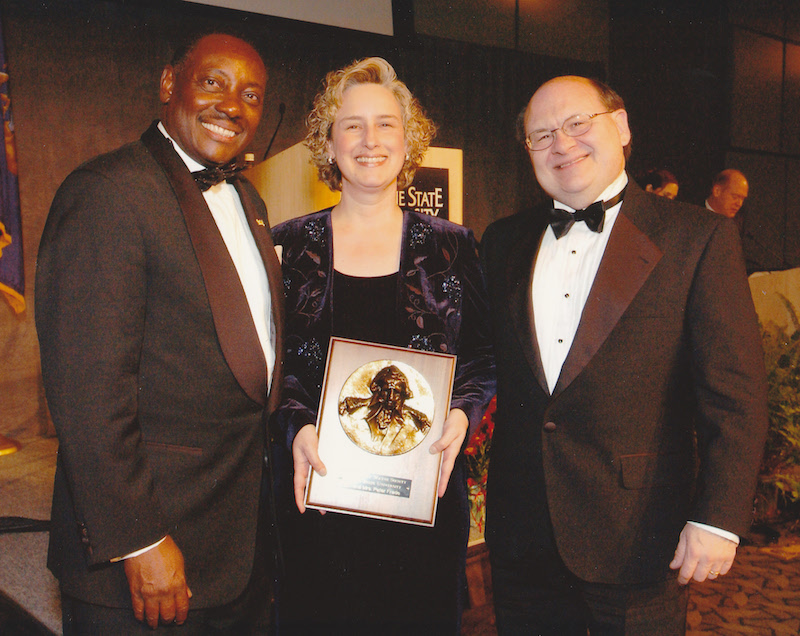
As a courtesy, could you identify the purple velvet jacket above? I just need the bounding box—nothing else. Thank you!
[271,208,496,451]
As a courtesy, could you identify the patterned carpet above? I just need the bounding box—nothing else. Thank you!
[686,540,800,636]
[461,533,800,635]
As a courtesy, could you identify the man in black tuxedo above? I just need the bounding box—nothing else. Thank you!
[481,75,768,635]
[36,32,283,634]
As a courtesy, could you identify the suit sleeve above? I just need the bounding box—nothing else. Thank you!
[268,220,321,452]
[36,169,168,565]
[686,218,769,536]
[449,229,497,437]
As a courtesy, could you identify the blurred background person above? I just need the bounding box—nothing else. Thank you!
[639,168,679,199]
[271,57,495,634]
[705,168,748,218]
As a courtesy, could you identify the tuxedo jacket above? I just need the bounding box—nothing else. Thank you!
[480,179,768,585]
[36,122,284,608]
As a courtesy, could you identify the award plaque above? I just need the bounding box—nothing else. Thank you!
[305,337,457,526]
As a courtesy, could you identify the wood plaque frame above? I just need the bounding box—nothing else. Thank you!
[305,337,457,526]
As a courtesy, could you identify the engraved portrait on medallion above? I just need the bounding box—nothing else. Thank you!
[338,360,435,456]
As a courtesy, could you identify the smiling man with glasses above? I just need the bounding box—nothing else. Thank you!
[480,75,768,635]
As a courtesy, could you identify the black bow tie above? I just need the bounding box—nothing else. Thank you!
[193,161,245,191]
[546,188,626,239]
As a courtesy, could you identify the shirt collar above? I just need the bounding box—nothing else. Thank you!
[157,121,206,174]
[554,170,629,212]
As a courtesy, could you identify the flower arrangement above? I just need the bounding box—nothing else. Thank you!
[756,294,800,523]
[465,396,496,539]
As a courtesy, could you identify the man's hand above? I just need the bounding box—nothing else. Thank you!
[429,409,469,498]
[123,535,192,628]
[292,424,327,513]
[669,523,737,585]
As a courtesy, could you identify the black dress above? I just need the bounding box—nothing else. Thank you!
[276,270,468,635]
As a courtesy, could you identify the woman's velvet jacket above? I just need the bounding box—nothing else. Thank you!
[271,208,496,451]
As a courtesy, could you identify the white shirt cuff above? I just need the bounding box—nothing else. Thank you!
[687,521,740,545]
[110,536,167,562]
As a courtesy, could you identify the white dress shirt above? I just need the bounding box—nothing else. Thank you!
[532,171,628,394]
[531,170,738,545]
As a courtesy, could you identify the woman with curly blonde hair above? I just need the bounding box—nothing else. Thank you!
[271,57,495,634]
[304,56,435,192]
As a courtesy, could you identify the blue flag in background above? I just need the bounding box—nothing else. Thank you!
[0,15,24,314]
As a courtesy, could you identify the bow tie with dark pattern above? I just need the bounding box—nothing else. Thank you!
[546,187,626,239]
[193,161,245,191]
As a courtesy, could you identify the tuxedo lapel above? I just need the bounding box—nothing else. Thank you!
[141,123,268,406]
[234,178,285,411]
[553,199,663,395]
[507,214,549,393]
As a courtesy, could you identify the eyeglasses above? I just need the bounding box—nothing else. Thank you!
[525,111,615,151]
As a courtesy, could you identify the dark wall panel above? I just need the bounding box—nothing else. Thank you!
[784,158,800,267]
[730,30,783,153]
[783,42,800,155]
[731,152,787,270]
[728,0,786,38]
[608,6,729,206]
[787,2,800,42]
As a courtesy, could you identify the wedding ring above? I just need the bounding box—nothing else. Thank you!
[709,571,719,576]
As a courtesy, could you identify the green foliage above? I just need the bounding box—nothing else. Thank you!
[756,294,800,521]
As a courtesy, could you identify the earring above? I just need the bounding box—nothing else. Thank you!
[328,156,335,165]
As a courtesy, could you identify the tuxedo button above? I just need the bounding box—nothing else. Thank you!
[544,421,557,432]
